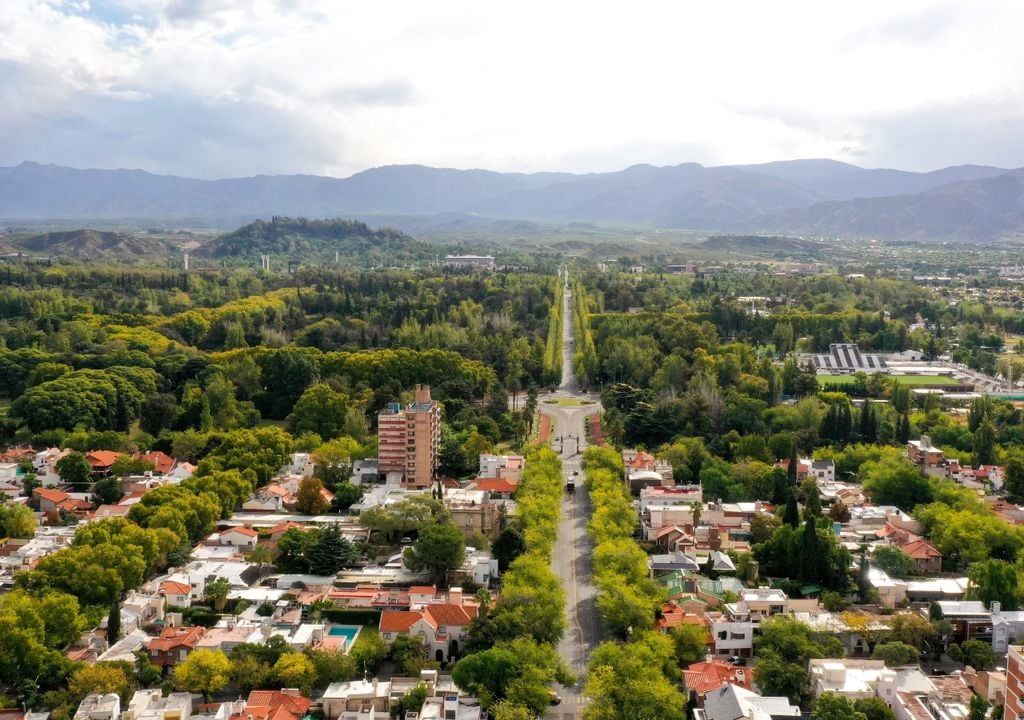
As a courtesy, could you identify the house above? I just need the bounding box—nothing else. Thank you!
[75,695,121,720]
[159,581,193,608]
[268,521,307,541]
[934,601,993,644]
[697,684,801,720]
[222,690,310,720]
[147,626,205,668]
[655,525,694,553]
[34,487,92,515]
[808,659,893,700]
[478,454,524,481]
[89,504,133,520]
[132,451,177,476]
[709,617,755,658]
[214,526,259,549]
[0,462,18,484]
[682,658,754,701]
[242,487,286,512]
[444,488,501,540]
[468,477,518,498]
[379,599,477,662]
[809,459,835,483]
[321,679,391,719]
[907,435,945,468]
[123,690,192,720]
[622,448,673,490]
[86,451,124,477]
[900,539,943,574]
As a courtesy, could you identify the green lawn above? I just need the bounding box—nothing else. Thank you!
[542,398,596,406]
[817,374,958,386]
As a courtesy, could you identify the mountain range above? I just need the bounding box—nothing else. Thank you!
[1,159,1022,241]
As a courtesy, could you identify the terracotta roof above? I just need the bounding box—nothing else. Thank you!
[423,603,475,627]
[225,526,259,537]
[34,487,70,503]
[90,504,132,518]
[161,580,191,595]
[379,611,422,633]
[148,625,204,651]
[409,585,437,594]
[134,450,176,475]
[656,524,692,540]
[269,521,306,535]
[472,478,519,494]
[86,450,123,468]
[901,539,942,559]
[231,691,311,720]
[264,484,290,497]
[682,659,754,695]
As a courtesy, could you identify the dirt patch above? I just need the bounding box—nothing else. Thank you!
[539,413,553,442]
[586,413,606,445]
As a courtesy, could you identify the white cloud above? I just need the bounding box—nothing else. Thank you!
[0,0,1023,177]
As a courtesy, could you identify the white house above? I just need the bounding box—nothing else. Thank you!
[214,526,259,549]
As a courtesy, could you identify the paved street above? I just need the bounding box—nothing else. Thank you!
[542,275,604,719]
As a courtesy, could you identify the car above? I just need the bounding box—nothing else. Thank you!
[547,691,562,705]
[727,656,747,666]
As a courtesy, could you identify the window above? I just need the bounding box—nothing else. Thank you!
[718,631,728,640]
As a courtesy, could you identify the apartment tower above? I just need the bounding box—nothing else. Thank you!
[377,384,441,488]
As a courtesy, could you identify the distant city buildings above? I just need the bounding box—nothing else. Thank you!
[444,255,495,270]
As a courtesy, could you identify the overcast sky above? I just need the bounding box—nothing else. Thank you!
[2,0,1023,179]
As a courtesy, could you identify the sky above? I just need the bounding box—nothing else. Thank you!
[2,0,1024,179]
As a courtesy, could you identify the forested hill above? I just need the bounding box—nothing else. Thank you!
[199,217,432,263]
[2,229,176,259]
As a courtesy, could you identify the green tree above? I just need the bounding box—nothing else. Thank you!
[1005,454,1024,503]
[0,502,37,538]
[814,693,867,720]
[784,489,800,527]
[871,642,920,666]
[947,639,997,670]
[670,622,709,665]
[492,527,527,573]
[306,524,356,575]
[973,421,996,467]
[295,476,330,515]
[967,559,1021,611]
[174,649,231,700]
[873,545,918,579]
[969,695,990,720]
[204,577,230,612]
[230,654,273,694]
[332,483,363,512]
[861,458,932,511]
[404,522,466,585]
[56,451,92,489]
[69,663,133,705]
[272,653,316,695]
[290,384,351,440]
[854,697,896,720]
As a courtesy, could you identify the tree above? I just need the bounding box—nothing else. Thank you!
[204,577,230,612]
[805,486,822,518]
[492,527,527,573]
[871,642,920,666]
[56,451,92,489]
[813,693,867,720]
[800,517,822,583]
[69,663,132,705]
[107,599,121,645]
[307,524,356,575]
[1005,454,1024,503]
[755,616,843,705]
[391,684,429,719]
[404,522,466,585]
[948,639,998,670]
[290,384,350,440]
[671,622,709,665]
[295,476,329,515]
[751,513,782,544]
[969,695,990,720]
[230,654,273,694]
[854,697,896,720]
[888,613,936,650]
[873,546,917,579]
[140,394,178,436]
[861,458,932,511]
[0,502,37,538]
[305,648,356,689]
[174,649,231,700]
[973,421,996,467]
[110,456,154,477]
[272,653,316,695]
[248,545,273,578]
[94,477,123,505]
[332,483,363,512]
[967,559,1021,610]
[388,635,430,676]
[783,489,800,528]
[276,527,313,573]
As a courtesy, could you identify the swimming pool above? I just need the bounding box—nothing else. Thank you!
[326,624,361,650]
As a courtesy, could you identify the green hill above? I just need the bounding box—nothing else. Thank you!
[199,217,431,263]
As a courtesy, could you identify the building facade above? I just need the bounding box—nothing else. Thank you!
[377,385,441,489]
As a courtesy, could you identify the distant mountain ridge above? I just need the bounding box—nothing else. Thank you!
[1,158,1021,240]
[1,229,175,259]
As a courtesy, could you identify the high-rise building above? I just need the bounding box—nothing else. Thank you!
[377,384,441,488]
[1007,645,1024,720]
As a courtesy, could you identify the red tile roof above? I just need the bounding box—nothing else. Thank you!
[269,521,306,536]
[226,526,259,537]
[231,691,311,720]
[160,580,191,595]
[148,626,205,652]
[472,478,519,494]
[423,603,475,628]
[86,450,123,468]
[34,487,70,504]
[902,539,942,559]
[379,611,422,633]
[682,659,754,695]
[134,450,176,475]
